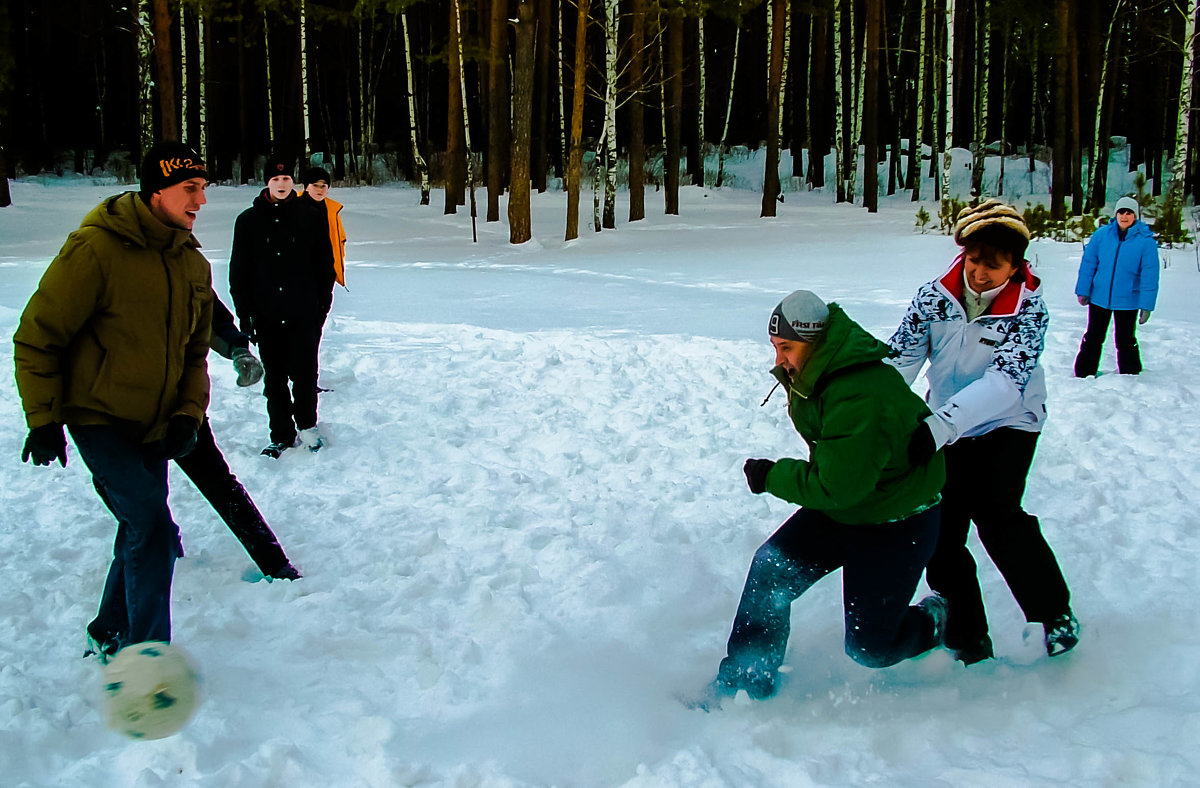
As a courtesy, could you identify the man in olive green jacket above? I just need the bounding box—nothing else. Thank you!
[14,141,213,659]
[700,291,946,708]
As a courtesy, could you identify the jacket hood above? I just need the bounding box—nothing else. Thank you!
[1109,218,1153,240]
[80,192,200,252]
[937,253,1041,318]
[773,303,889,398]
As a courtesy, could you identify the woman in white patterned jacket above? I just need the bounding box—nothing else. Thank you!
[886,199,1078,666]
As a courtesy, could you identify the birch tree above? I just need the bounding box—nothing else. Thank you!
[940,0,956,210]
[565,0,589,240]
[136,3,154,156]
[863,0,880,212]
[834,0,846,202]
[179,3,188,142]
[510,0,536,243]
[264,7,275,145]
[664,9,683,215]
[761,0,786,217]
[601,0,619,229]
[401,10,430,204]
[300,0,311,164]
[1170,0,1199,205]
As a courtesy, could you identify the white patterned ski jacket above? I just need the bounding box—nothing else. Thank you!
[886,256,1048,447]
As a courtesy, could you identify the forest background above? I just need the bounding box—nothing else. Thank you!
[1,0,1198,242]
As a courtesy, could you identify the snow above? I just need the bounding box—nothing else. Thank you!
[2,158,1199,787]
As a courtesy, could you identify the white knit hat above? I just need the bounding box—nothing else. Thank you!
[1114,196,1140,218]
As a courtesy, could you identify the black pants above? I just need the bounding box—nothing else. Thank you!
[721,504,941,678]
[256,320,323,445]
[174,419,293,576]
[928,428,1071,649]
[1075,304,1141,376]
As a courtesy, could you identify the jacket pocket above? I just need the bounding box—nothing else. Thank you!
[189,283,210,335]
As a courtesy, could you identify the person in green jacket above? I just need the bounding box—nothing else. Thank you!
[14,141,212,660]
[702,290,947,707]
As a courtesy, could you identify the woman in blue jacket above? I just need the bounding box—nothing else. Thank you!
[1074,196,1159,376]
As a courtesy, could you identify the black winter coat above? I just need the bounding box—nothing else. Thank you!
[229,190,335,330]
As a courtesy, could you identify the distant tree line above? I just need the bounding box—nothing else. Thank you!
[0,0,1197,237]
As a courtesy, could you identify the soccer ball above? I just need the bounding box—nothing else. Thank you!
[102,642,199,740]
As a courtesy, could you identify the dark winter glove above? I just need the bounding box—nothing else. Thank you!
[1077,295,1089,307]
[907,422,937,466]
[162,416,199,460]
[1139,309,1151,325]
[22,423,67,467]
[743,459,775,495]
[232,348,264,387]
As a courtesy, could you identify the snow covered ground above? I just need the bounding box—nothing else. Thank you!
[2,160,1199,786]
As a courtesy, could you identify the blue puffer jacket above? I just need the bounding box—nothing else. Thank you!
[1074,220,1159,311]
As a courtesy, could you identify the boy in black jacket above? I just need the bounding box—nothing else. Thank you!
[229,155,335,458]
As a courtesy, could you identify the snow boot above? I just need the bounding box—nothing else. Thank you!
[261,442,292,459]
[952,635,994,666]
[1044,612,1080,657]
[917,594,949,647]
[297,426,325,453]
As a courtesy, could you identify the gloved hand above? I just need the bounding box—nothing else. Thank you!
[232,347,264,387]
[907,422,937,465]
[1139,309,1151,325]
[743,459,775,495]
[1077,295,1089,307]
[162,416,199,460]
[22,423,67,467]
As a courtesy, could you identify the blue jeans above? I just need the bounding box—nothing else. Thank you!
[720,504,941,685]
[70,425,180,648]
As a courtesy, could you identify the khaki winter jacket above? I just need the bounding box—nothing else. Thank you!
[14,192,213,442]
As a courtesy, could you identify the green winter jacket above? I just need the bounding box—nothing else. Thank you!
[764,303,945,525]
[14,192,213,442]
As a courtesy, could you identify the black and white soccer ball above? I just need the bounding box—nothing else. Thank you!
[102,642,199,740]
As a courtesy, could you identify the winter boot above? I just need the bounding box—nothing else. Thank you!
[917,594,949,647]
[297,425,325,453]
[1044,612,1080,657]
[952,635,994,665]
[261,442,292,459]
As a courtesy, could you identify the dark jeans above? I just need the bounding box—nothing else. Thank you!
[1075,304,1141,376]
[70,425,180,648]
[174,418,293,576]
[721,504,941,680]
[928,428,1071,649]
[256,320,323,445]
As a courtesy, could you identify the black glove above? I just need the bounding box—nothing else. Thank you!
[162,416,199,460]
[22,423,67,467]
[907,423,937,465]
[743,458,775,495]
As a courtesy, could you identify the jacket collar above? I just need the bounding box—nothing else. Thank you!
[937,253,1040,319]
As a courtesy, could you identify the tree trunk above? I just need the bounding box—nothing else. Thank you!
[264,8,275,145]
[940,0,955,209]
[1087,0,1126,213]
[762,0,786,217]
[151,0,178,142]
[910,0,928,199]
[1051,0,1069,219]
[487,0,509,222]
[1068,0,1082,214]
[665,9,683,215]
[136,3,154,157]
[834,0,846,202]
[629,0,647,221]
[179,3,188,142]
[602,0,619,228]
[716,23,740,188]
[1171,0,1198,204]
[971,0,990,199]
[402,11,431,204]
[565,0,588,240]
[533,0,551,192]
[807,11,827,189]
[446,0,466,214]
[685,17,703,187]
[510,0,536,243]
[863,0,880,212]
[299,0,311,163]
